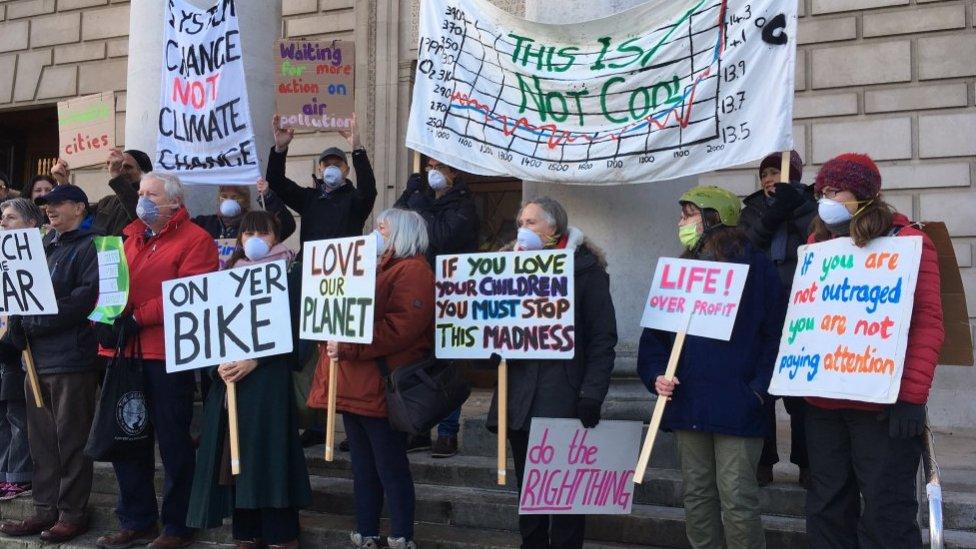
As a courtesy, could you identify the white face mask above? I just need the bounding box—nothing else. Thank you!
[243,236,271,261]
[818,198,853,225]
[427,169,449,191]
[219,198,243,218]
[517,227,545,251]
[372,229,386,256]
[323,165,344,189]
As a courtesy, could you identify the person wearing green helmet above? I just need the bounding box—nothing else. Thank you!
[637,185,786,549]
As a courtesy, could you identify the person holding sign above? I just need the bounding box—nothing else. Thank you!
[85,149,154,237]
[267,115,377,247]
[485,197,617,549]
[191,180,296,242]
[307,209,433,549]
[740,151,816,489]
[394,156,480,458]
[637,186,784,549]
[186,211,310,549]
[95,173,218,549]
[803,154,944,548]
[0,186,101,543]
[0,198,45,502]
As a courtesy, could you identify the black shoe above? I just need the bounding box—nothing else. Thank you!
[406,433,432,453]
[339,438,350,452]
[431,435,458,458]
[299,429,325,448]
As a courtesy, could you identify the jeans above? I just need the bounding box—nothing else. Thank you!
[436,407,461,438]
[111,360,196,537]
[676,430,765,549]
[343,412,415,540]
[0,398,32,483]
[232,507,300,545]
[805,406,923,549]
[509,429,584,549]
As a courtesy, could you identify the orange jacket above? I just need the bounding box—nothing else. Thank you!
[307,254,435,418]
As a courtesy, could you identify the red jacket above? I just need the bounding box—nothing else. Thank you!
[807,213,944,411]
[307,254,435,418]
[100,207,219,361]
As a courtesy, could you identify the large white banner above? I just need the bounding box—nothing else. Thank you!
[768,237,922,404]
[157,0,261,186]
[407,0,797,184]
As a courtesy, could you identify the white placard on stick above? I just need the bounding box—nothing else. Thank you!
[640,257,750,341]
[0,229,58,316]
[300,236,376,343]
[519,418,642,515]
[435,250,575,359]
[162,260,292,373]
[768,236,922,404]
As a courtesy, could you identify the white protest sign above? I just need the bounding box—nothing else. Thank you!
[162,260,292,373]
[769,237,922,404]
[519,418,642,515]
[0,229,58,316]
[435,251,575,359]
[300,236,376,343]
[156,0,262,186]
[640,257,749,341]
[407,0,796,184]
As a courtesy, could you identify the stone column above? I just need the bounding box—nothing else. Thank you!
[522,1,697,426]
[124,0,282,216]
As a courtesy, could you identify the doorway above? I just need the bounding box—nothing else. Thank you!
[0,105,59,192]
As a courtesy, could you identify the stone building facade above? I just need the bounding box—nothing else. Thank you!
[0,0,973,426]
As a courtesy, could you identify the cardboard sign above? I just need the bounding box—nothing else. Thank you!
[89,236,130,324]
[921,222,973,366]
[162,260,292,373]
[57,92,115,169]
[640,257,750,341]
[519,418,642,515]
[215,238,237,270]
[275,40,355,130]
[0,229,58,315]
[300,236,376,343]
[768,237,923,404]
[435,250,575,359]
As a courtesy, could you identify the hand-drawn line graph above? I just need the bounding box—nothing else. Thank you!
[435,0,729,162]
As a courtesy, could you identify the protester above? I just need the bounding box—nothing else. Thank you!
[0,187,101,543]
[638,186,784,549]
[267,115,376,245]
[389,157,479,458]
[95,173,219,549]
[739,151,816,488]
[487,196,617,549]
[307,209,433,549]
[187,211,310,549]
[0,199,45,502]
[804,153,943,548]
[92,149,153,237]
[24,175,56,201]
[191,179,296,241]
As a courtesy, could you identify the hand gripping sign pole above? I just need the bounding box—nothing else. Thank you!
[325,356,339,462]
[634,311,693,484]
[23,339,44,408]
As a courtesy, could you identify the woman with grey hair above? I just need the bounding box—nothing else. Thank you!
[308,208,433,549]
[489,196,618,549]
[0,198,43,501]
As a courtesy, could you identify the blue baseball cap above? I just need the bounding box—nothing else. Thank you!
[35,184,89,206]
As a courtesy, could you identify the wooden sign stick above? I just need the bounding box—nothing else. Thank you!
[780,150,791,183]
[226,380,241,476]
[23,340,44,408]
[325,356,339,461]
[497,357,508,486]
[634,312,693,484]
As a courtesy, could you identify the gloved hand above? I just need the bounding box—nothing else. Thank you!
[112,314,140,345]
[95,322,118,348]
[888,401,926,438]
[761,183,806,228]
[0,340,22,365]
[577,398,602,429]
[405,173,424,195]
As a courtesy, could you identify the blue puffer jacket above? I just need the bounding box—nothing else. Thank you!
[637,243,785,438]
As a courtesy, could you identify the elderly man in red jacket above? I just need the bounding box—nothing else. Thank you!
[95,172,218,549]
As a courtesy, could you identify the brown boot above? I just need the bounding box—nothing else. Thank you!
[96,526,160,549]
[40,519,89,543]
[148,533,195,549]
[235,540,265,549]
[0,515,56,537]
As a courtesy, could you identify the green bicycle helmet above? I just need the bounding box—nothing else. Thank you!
[679,185,742,227]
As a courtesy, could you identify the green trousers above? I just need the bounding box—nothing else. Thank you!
[676,430,765,549]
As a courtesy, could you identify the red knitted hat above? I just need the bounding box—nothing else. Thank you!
[814,153,881,200]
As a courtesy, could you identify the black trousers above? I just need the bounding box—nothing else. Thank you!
[509,430,584,549]
[232,507,300,545]
[760,396,809,468]
[805,406,923,549]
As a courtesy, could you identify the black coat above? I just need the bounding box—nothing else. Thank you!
[394,175,480,264]
[265,147,377,245]
[487,230,618,432]
[10,227,100,374]
[192,190,297,241]
[739,183,817,288]
[91,176,139,237]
